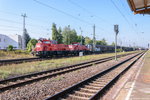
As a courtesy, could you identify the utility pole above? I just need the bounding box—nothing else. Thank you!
[21,13,27,50]
[79,27,83,45]
[114,25,119,61]
[93,24,96,52]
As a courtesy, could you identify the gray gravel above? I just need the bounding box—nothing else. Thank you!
[0,54,135,100]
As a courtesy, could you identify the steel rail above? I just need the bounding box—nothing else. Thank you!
[0,52,138,93]
[45,51,145,100]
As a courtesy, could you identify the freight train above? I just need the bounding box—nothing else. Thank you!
[32,38,136,57]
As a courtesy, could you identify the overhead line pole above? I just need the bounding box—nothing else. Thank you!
[21,13,27,50]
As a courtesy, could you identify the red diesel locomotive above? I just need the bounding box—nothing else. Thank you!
[33,38,90,57]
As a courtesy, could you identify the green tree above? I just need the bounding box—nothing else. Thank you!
[24,29,31,47]
[70,29,78,43]
[85,37,93,45]
[7,45,13,51]
[111,42,115,46]
[101,38,107,45]
[57,27,63,44]
[51,23,63,44]
[52,23,59,41]
[96,40,103,45]
[27,39,38,52]
[77,35,85,45]
[62,26,78,45]
[62,26,70,45]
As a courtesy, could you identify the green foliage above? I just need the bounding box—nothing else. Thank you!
[52,23,58,41]
[51,23,63,44]
[85,37,93,45]
[101,38,107,45]
[117,48,123,52]
[96,40,103,45]
[57,27,63,44]
[50,23,110,46]
[27,39,38,52]
[96,38,107,45]
[7,45,13,51]
[70,29,78,43]
[62,26,78,45]
[77,35,85,45]
[62,26,69,44]
[23,29,31,47]
[111,42,115,46]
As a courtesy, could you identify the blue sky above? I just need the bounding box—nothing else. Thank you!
[0,0,149,48]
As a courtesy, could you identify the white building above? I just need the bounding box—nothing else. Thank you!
[0,34,22,49]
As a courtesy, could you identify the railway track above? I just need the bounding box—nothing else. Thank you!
[45,51,145,100]
[0,52,138,93]
[0,52,136,66]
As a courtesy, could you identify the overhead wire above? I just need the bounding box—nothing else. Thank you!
[67,0,115,35]
[119,0,139,34]
[68,0,113,34]
[118,0,140,45]
[33,0,113,35]
[0,10,50,29]
[33,0,93,25]
[0,18,21,24]
[67,0,113,26]
[0,25,21,29]
[110,0,138,35]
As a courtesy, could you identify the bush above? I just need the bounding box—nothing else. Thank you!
[117,48,123,52]
[7,45,13,51]
[27,39,38,52]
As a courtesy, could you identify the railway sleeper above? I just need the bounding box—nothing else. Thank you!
[92,81,106,84]
[88,83,104,87]
[79,88,98,93]
[84,85,101,90]
[74,91,94,97]
[67,94,89,100]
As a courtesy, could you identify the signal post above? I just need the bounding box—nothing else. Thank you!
[114,25,119,61]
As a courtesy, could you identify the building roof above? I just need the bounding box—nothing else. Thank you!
[127,0,150,14]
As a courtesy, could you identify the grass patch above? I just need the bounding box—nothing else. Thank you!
[0,51,138,80]
[0,50,33,60]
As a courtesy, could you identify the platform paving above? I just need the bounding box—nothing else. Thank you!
[114,51,150,100]
[128,51,150,100]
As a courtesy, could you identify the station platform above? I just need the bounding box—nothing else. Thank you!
[115,51,150,100]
